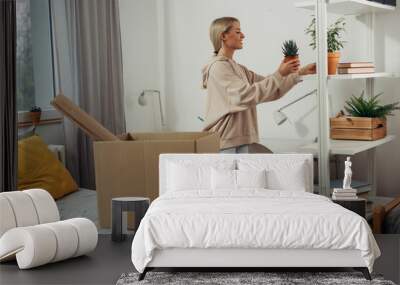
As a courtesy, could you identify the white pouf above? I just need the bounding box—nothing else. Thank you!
[0,189,98,269]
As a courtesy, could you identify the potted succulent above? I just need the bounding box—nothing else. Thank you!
[282,40,299,63]
[29,106,42,125]
[306,17,346,75]
[330,91,400,140]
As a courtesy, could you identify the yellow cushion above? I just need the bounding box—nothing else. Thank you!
[18,135,78,199]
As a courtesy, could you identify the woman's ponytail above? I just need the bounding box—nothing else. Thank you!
[209,17,239,56]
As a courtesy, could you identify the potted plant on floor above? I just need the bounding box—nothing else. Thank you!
[306,17,346,75]
[282,40,299,63]
[330,91,400,140]
[29,106,42,125]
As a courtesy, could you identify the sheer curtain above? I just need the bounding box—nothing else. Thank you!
[51,0,125,189]
[0,0,17,192]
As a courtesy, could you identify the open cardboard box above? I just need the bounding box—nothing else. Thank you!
[52,95,220,228]
[94,132,219,228]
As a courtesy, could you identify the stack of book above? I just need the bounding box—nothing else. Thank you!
[332,188,358,200]
[337,62,375,74]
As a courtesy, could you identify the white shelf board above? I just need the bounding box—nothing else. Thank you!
[259,138,314,154]
[295,0,396,15]
[299,134,396,155]
[300,72,400,80]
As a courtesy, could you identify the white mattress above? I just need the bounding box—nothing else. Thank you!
[131,190,380,273]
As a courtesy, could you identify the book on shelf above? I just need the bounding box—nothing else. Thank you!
[333,188,357,194]
[337,62,374,68]
[332,194,359,200]
[329,179,371,199]
[338,67,375,74]
[333,192,357,197]
[332,188,358,199]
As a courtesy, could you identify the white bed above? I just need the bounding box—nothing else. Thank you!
[131,154,380,280]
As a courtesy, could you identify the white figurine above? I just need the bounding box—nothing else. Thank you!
[343,156,353,189]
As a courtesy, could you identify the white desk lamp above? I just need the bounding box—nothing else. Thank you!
[273,89,317,125]
[138,89,165,127]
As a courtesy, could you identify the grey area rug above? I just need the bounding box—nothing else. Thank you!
[116,272,395,285]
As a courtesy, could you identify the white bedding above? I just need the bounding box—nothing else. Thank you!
[131,190,380,273]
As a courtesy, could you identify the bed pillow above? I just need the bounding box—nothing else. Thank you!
[211,168,236,190]
[265,163,307,191]
[238,159,308,191]
[167,163,210,191]
[237,169,267,189]
[166,160,235,191]
[211,169,267,190]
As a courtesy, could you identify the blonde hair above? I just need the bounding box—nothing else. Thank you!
[209,17,239,55]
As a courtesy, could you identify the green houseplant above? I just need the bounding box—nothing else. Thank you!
[331,91,399,140]
[344,91,400,118]
[29,106,42,125]
[282,40,299,63]
[305,17,346,75]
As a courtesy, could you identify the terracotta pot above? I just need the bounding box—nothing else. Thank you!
[283,55,299,63]
[284,55,299,72]
[29,111,41,125]
[328,52,340,75]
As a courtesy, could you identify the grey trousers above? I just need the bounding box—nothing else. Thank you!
[219,144,250,154]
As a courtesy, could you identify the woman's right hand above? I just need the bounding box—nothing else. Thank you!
[278,59,300,77]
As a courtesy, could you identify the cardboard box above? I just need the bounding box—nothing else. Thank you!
[330,116,386,141]
[51,94,220,228]
[94,132,219,228]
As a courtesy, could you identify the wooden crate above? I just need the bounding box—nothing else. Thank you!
[330,117,386,140]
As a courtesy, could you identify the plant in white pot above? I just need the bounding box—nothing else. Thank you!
[306,17,346,75]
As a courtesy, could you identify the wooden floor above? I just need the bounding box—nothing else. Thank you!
[0,234,398,285]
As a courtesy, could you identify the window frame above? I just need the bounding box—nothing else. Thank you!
[16,0,57,123]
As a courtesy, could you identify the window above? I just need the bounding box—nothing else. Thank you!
[16,0,55,112]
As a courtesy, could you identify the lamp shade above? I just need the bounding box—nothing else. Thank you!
[138,92,147,106]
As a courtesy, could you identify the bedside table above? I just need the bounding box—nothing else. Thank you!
[332,198,366,218]
[111,197,150,242]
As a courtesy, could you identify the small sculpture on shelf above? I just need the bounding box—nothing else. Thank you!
[332,157,357,200]
[343,156,353,190]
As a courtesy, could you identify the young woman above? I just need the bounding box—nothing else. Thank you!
[202,17,316,153]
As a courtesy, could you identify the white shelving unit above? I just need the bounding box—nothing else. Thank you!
[295,0,395,15]
[299,135,396,155]
[300,72,400,80]
[260,135,395,155]
[295,0,397,197]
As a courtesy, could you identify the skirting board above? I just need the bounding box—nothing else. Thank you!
[148,248,366,268]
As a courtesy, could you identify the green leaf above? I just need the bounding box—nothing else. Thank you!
[344,91,400,118]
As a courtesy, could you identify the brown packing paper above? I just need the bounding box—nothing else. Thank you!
[51,94,119,141]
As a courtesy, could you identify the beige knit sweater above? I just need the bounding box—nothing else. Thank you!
[202,55,301,150]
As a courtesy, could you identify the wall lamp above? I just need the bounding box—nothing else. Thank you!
[273,89,317,125]
[138,89,165,127]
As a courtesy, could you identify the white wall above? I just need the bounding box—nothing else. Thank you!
[119,0,164,132]
[120,0,400,196]
[373,9,400,197]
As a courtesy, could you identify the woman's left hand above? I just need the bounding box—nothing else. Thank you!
[299,63,316,76]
